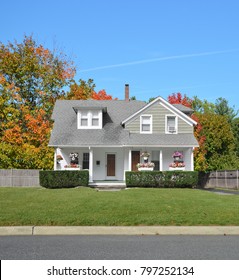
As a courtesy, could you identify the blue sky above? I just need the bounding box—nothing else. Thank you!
[1,0,239,110]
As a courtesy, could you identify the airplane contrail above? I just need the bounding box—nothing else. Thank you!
[80,49,239,72]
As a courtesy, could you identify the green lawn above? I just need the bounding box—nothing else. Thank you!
[1,187,239,226]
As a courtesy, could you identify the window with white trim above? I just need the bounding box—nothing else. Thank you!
[166,115,177,133]
[91,111,100,127]
[140,115,152,133]
[78,110,102,129]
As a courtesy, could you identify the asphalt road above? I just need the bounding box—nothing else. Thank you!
[1,235,239,260]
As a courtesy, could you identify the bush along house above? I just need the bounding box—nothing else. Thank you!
[49,85,198,183]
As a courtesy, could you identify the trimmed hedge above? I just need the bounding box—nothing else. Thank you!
[39,170,89,189]
[125,171,198,188]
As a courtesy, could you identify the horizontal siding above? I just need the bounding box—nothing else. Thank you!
[125,101,193,134]
[178,118,193,133]
[125,117,140,132]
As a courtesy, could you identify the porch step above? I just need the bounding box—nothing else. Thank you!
[89,181,126,191]
[95,186,126,191]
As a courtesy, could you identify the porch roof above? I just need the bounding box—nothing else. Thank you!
[126,133,199,147]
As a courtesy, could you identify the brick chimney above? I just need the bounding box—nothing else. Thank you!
[125,84,129,101]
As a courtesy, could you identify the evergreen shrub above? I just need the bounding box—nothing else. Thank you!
[125,171,198,188]
[39,170,89,188]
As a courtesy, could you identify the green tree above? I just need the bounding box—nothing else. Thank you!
[214,97,238,123]
[195,113,239,170]
[191,96,215,114]
[232,117,239,157]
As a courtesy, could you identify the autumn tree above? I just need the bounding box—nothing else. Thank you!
[66,79,95,100]
[66,78,116,100]
[0,35,76,169]
[168,92,193,108]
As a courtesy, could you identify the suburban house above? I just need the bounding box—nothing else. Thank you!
[49,85,198,184]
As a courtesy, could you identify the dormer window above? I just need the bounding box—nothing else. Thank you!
[92,111,100,127]
[166,115,177,134]
[80,111,88,126]
[77,109,102,129]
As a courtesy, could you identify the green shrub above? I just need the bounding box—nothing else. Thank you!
[39,170,89,189]
[125,171,198,188]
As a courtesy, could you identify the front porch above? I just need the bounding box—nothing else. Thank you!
[54,146,195,182]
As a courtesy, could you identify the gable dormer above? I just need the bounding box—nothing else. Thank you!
[121,96,197,134]
[73,106,107,129]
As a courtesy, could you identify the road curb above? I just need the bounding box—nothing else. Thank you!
[0,226,33,236]
[1,226,239,236]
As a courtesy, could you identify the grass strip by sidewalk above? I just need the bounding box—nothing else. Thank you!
[1,187,239,226]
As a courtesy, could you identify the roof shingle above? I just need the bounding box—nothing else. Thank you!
[49,99,198,147]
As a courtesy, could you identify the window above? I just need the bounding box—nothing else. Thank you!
[80,111,88,126]
[82,153,89,169]
[92,111,100,127]
[166,115,177,133]
[140,115,152,133]
[78,110,102,129]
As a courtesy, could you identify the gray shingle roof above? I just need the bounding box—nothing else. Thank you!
[172,104,194,113]
[49,100,145,146]
[127,133,198,147]
[49,99,198,147]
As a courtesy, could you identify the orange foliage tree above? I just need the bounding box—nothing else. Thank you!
[66,78,116,100]
[0,35,76,169]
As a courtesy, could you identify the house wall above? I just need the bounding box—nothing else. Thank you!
[161,147,193,171]
[125,101,193,134]
[92,147,125,181]
[55,146,194,182]
[56,147,125,181]
[123,147,194,173]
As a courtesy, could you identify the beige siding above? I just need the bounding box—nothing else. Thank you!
[178,118,193,133]
[125,101,193,133]
[125,117,140,133]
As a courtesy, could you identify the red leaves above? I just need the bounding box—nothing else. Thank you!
[168,92,192,108]
[92,89,116,100]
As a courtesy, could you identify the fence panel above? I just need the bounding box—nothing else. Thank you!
[0,169,40,187]
[199,170,239,189]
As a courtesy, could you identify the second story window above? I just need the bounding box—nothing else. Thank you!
[92,111,100,127]
[166,115,177,133]
[78,110,102,129]
[140,115,152,133]
[80,111,88,126]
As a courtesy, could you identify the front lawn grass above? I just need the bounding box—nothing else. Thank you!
[1,187,239,226]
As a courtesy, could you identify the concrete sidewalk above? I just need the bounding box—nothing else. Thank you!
[1,226,239,236]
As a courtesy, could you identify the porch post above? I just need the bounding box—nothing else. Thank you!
[54,148,58,170]
[128,149,132,171]
[159,150,163,171]
[191,148,194,171]
[89,147,93,182]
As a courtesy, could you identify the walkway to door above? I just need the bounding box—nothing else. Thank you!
[89,180,126,191]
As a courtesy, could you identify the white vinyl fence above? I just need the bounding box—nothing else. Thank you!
[0,169,40,187]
